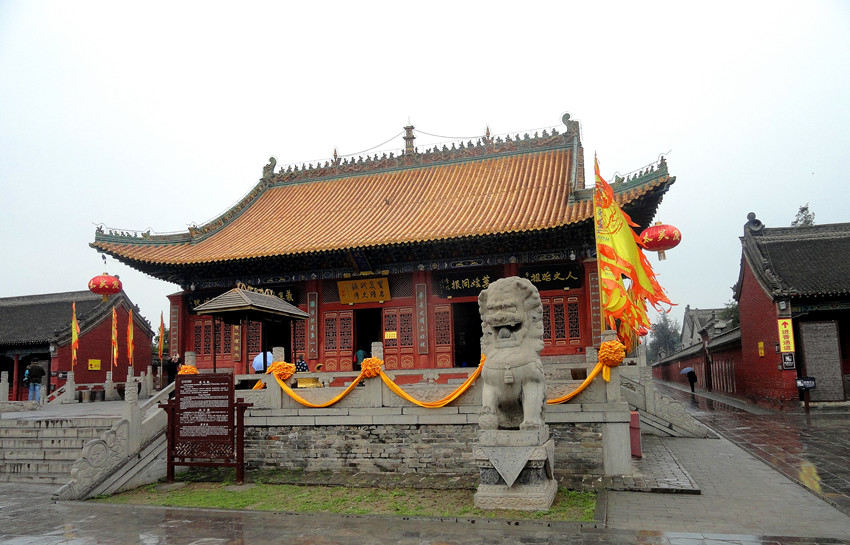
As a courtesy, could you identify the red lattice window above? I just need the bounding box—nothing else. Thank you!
[248,322,262,353]
[399,312,414,347]
[293,320,306,353]
[194,324,202,354]
[434,308,451,346]
[339,315,353,350]
[384,313,398,348]
[567,303,580,339]
[553,305,566,340]
[324,316,338,350]
[541,297,582,347]
[216,323,231,355]
[203,324,212,355]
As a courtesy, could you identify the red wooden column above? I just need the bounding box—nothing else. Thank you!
[11,354,20,400]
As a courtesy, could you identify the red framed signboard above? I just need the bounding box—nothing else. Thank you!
[161,373,252,483]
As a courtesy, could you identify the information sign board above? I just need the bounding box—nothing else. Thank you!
[796,377,816,390]
[176,374,234,444]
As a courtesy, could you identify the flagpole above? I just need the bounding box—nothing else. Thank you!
[593,155,607,337]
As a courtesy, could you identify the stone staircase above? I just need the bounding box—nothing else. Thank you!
[0,417,119,485]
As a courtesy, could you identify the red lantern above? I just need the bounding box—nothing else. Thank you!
[89,273,122,301]
[639,222,681,260]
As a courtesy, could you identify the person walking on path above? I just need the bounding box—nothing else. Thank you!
[26,361,46,403]
[687,369,698,392]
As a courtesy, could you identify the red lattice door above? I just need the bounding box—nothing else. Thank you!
[323,310,354,371]
[433,304,453,368]
[541,296,583,349]
[383,307,416,369]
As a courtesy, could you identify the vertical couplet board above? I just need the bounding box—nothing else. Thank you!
[164,373,251,482]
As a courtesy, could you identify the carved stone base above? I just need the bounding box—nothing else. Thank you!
[474,479,558,511]
[474,432,557,511]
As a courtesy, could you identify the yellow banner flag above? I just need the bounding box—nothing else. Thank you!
[112,307,118,369]
[127,308,134,366]
[594,157,672,350]
[71,302,80,370]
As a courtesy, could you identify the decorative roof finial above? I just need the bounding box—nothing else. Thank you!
[403,124,416,156]
[485,125,491,143]
[333,147,339,164]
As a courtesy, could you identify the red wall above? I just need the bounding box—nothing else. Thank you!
[53,304,152,387]
[734,261,798,407]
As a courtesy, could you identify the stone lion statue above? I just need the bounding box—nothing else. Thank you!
[478,276,546,430]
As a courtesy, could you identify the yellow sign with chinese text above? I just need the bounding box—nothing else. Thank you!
[88,359,101,371]
[338,277,390,304]
[777,319,795,352]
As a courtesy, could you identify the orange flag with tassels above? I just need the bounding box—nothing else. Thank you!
[127,308,134,367]
[71,302,80,370]
[111,307,118,369]
[593,157,672,351]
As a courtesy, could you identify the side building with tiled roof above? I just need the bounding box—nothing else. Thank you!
[91,113,675,374]
[653,213,850,408]
[0,290,154,401]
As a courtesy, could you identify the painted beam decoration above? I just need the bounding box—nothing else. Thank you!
[337,277,390,304]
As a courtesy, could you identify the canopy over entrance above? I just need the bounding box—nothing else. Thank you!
[193,288,308,323]
[193,288,307,372]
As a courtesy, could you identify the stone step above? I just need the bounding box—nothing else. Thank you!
[0,459,74,475]
[0,447,87,462]
[0,437,93,450]
[0,471,71,486]
[0,427,112,439]
[0,418,118,429]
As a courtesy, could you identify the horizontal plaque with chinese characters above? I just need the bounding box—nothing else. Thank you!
[338,277,390,304]
[518,264,583,291]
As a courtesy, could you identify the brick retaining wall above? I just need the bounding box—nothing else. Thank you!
[244,421,604,480]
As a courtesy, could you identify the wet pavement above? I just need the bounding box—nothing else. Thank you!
[2,481,849,545]
[654,382,850,516]
[1,386,850,544]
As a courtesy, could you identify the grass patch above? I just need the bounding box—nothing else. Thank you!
[93,481,596,521]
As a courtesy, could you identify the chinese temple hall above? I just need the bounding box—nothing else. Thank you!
[91,113,675,374]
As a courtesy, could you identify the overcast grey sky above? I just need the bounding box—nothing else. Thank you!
[2,1,848,335]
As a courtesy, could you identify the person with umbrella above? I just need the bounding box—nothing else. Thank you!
[681,366,697,392]
[252,351,274,373]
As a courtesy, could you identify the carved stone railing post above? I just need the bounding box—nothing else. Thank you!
[370,341,384,361]
[105,371,117,400]
[64,371,76,403]
[640,364,656,413]
[123,380,141,455]
[0,371,8,400]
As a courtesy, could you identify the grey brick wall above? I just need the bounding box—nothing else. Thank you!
[244,422,604,479]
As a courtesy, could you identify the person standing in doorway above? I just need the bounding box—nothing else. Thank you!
[26,360,46,403]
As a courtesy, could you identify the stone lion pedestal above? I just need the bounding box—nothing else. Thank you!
[473,426,557,510]
[473,276,558,511]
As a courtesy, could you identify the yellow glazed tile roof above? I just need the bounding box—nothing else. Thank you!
[93,142,671,266]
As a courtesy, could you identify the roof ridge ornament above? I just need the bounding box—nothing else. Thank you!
[745,212,765,235]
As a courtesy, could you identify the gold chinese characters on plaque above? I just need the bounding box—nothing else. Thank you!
[338,277,391,304]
